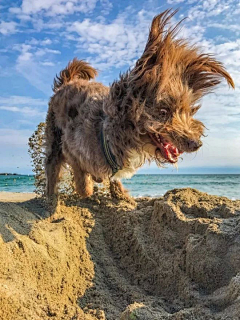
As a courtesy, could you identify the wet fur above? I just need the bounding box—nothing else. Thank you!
[45,9,234,199]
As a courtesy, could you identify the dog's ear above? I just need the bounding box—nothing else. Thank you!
[131,9,180,89]
[144,9,178,55]
[187,55,235,98]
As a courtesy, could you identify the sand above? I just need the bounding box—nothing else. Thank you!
[0,189,240,320]
[0,192,35,202]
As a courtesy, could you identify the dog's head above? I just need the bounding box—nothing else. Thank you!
[105,9,234,166]
[132,9,234,164]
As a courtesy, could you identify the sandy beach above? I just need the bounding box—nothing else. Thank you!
[1,189,240,320]
[0,192,35,202]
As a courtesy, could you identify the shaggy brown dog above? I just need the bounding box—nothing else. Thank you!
[45,9,234,200]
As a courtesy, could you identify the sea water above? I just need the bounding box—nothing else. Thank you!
[123,174,240,199]
[0,174,239,200]
[0,175,35,193]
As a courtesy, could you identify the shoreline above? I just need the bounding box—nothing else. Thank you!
[1,174,240,200]
[0,190,239,203]
[0,191,35,202]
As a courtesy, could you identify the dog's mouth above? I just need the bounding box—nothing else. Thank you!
[148,133,182,163]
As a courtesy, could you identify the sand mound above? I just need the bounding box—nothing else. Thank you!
[0,198,96,320]
[0,188,240,320]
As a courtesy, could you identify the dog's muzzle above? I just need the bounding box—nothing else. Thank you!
[187,139,203,152]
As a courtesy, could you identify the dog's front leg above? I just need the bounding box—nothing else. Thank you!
[72,166,93,198]
[109,180,135,204]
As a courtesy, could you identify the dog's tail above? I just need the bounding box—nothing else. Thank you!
[53,58,98,92]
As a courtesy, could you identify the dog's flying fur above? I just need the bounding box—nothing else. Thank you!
[45,9,234,199]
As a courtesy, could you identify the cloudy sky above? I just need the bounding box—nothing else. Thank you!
[0,0,239,174]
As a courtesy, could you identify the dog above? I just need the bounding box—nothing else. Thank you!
[45,9,234,200]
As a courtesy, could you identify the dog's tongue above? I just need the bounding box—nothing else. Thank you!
[149,133,182,163]
[161,141,180,163]
[165,143,178,154]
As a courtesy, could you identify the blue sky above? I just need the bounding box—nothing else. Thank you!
[0,0,240,174]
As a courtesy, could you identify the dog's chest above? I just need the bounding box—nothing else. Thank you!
[112,150,144,180]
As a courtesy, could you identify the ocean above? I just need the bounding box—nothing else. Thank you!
[0,174,239,200]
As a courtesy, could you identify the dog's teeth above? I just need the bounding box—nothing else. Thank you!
[156,134,161,142]
[169,153,174,162]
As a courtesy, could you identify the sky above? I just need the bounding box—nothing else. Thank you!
[0,0,240,174]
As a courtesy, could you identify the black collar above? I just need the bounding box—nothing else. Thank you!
[100,127,122,176]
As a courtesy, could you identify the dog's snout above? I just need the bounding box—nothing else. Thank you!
[187,139,202,151]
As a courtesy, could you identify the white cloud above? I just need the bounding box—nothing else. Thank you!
[67,8,154,69]
[0,21,17,35]
[30,18,64,31]
[167,0,185,3]
[14,43,60,94]
[15,43,61,60]
[198,89,240,128]
[188,0,239,21]
[99,0,112,15]
[209,23,240,34]
[27,38,53,46]
[0,96,47,120]
[207,40,240,68]
[35,48,61,57]
[10,0,99,17]
[16,60,53,94]
[0,106,45,118]
[40,61,55,66]
[0,96,47,106]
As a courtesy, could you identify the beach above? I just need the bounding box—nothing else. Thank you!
[1,189,240,320]
[0,191,35,202]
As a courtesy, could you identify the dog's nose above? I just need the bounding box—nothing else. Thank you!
[187,139,202,151]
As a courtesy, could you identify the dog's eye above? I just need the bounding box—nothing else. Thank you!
[160,109,168,117]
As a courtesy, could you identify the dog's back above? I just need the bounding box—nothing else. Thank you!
[45,59,109,197]
[49,59,108,129]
